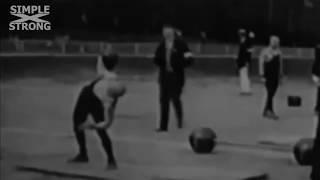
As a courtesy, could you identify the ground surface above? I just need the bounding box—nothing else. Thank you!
[0,64,317,180]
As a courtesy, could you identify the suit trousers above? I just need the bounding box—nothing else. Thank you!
[239,65,251,93]
[159,72,183,130]
[311,114,320,180]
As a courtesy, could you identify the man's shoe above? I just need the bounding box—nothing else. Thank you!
[263,111,279,120]
[107,161,118,170]
[68,154,89,163]
[269,113,279,120]
[240,92,252,96]
[155,128,167,132]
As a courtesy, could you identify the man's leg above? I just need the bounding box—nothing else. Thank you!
[240,66,251,94]
[90,100,117,169]
[159,84,170,131]
[243,65,251,93]
[239,67,245,92]
[269,83,278,113]
[72,130,88,161]
[69,91,89,162]
[311,114,320,180]
[160,97,170,131]
[264,82,272,113]
[96,130,117,168]
[264,81,279,119]
[316,87,320,114]
[172,86,183,128]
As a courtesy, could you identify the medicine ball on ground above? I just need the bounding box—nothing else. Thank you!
[293,138,314,166]
[189,127,217,154]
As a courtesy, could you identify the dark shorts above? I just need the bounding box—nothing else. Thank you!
[73,85,105,126]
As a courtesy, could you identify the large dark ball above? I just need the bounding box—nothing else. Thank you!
[293,138,314,166]
[107,81,126,98]
[189,127,217,154]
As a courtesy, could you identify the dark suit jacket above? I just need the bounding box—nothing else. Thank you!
[154,38,194,87]
[237,37,253,69]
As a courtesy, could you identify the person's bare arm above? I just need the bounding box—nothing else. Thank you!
[312,75,320,86]
[78,99,117,130]
[312,57,320,86]
[97,55,105,76]
[259,49,266,76]
[279,51,284,77]
[93,99,117,129]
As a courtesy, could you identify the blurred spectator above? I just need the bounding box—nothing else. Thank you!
[200,31,207,44]
[236,29,254,95]
[54,35,70,53]
[9,35,23,52]
[81,13,88,25]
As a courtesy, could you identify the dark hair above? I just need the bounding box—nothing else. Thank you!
[163,24,175,29]
[102,53,119,70]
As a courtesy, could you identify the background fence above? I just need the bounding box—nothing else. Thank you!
[0,39,315,59]
[0,39,316,77]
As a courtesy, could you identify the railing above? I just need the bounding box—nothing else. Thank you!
[0,39,315,60]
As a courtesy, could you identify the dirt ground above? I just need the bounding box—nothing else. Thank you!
[0,66,317,180]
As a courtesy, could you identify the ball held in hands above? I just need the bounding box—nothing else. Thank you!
[107,81,126,98]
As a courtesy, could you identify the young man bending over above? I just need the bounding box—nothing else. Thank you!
[69,54,125,170]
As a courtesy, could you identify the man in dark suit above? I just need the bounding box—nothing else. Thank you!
[154,24,194,132]
[236,29,255,95]
[311,45,320,180]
